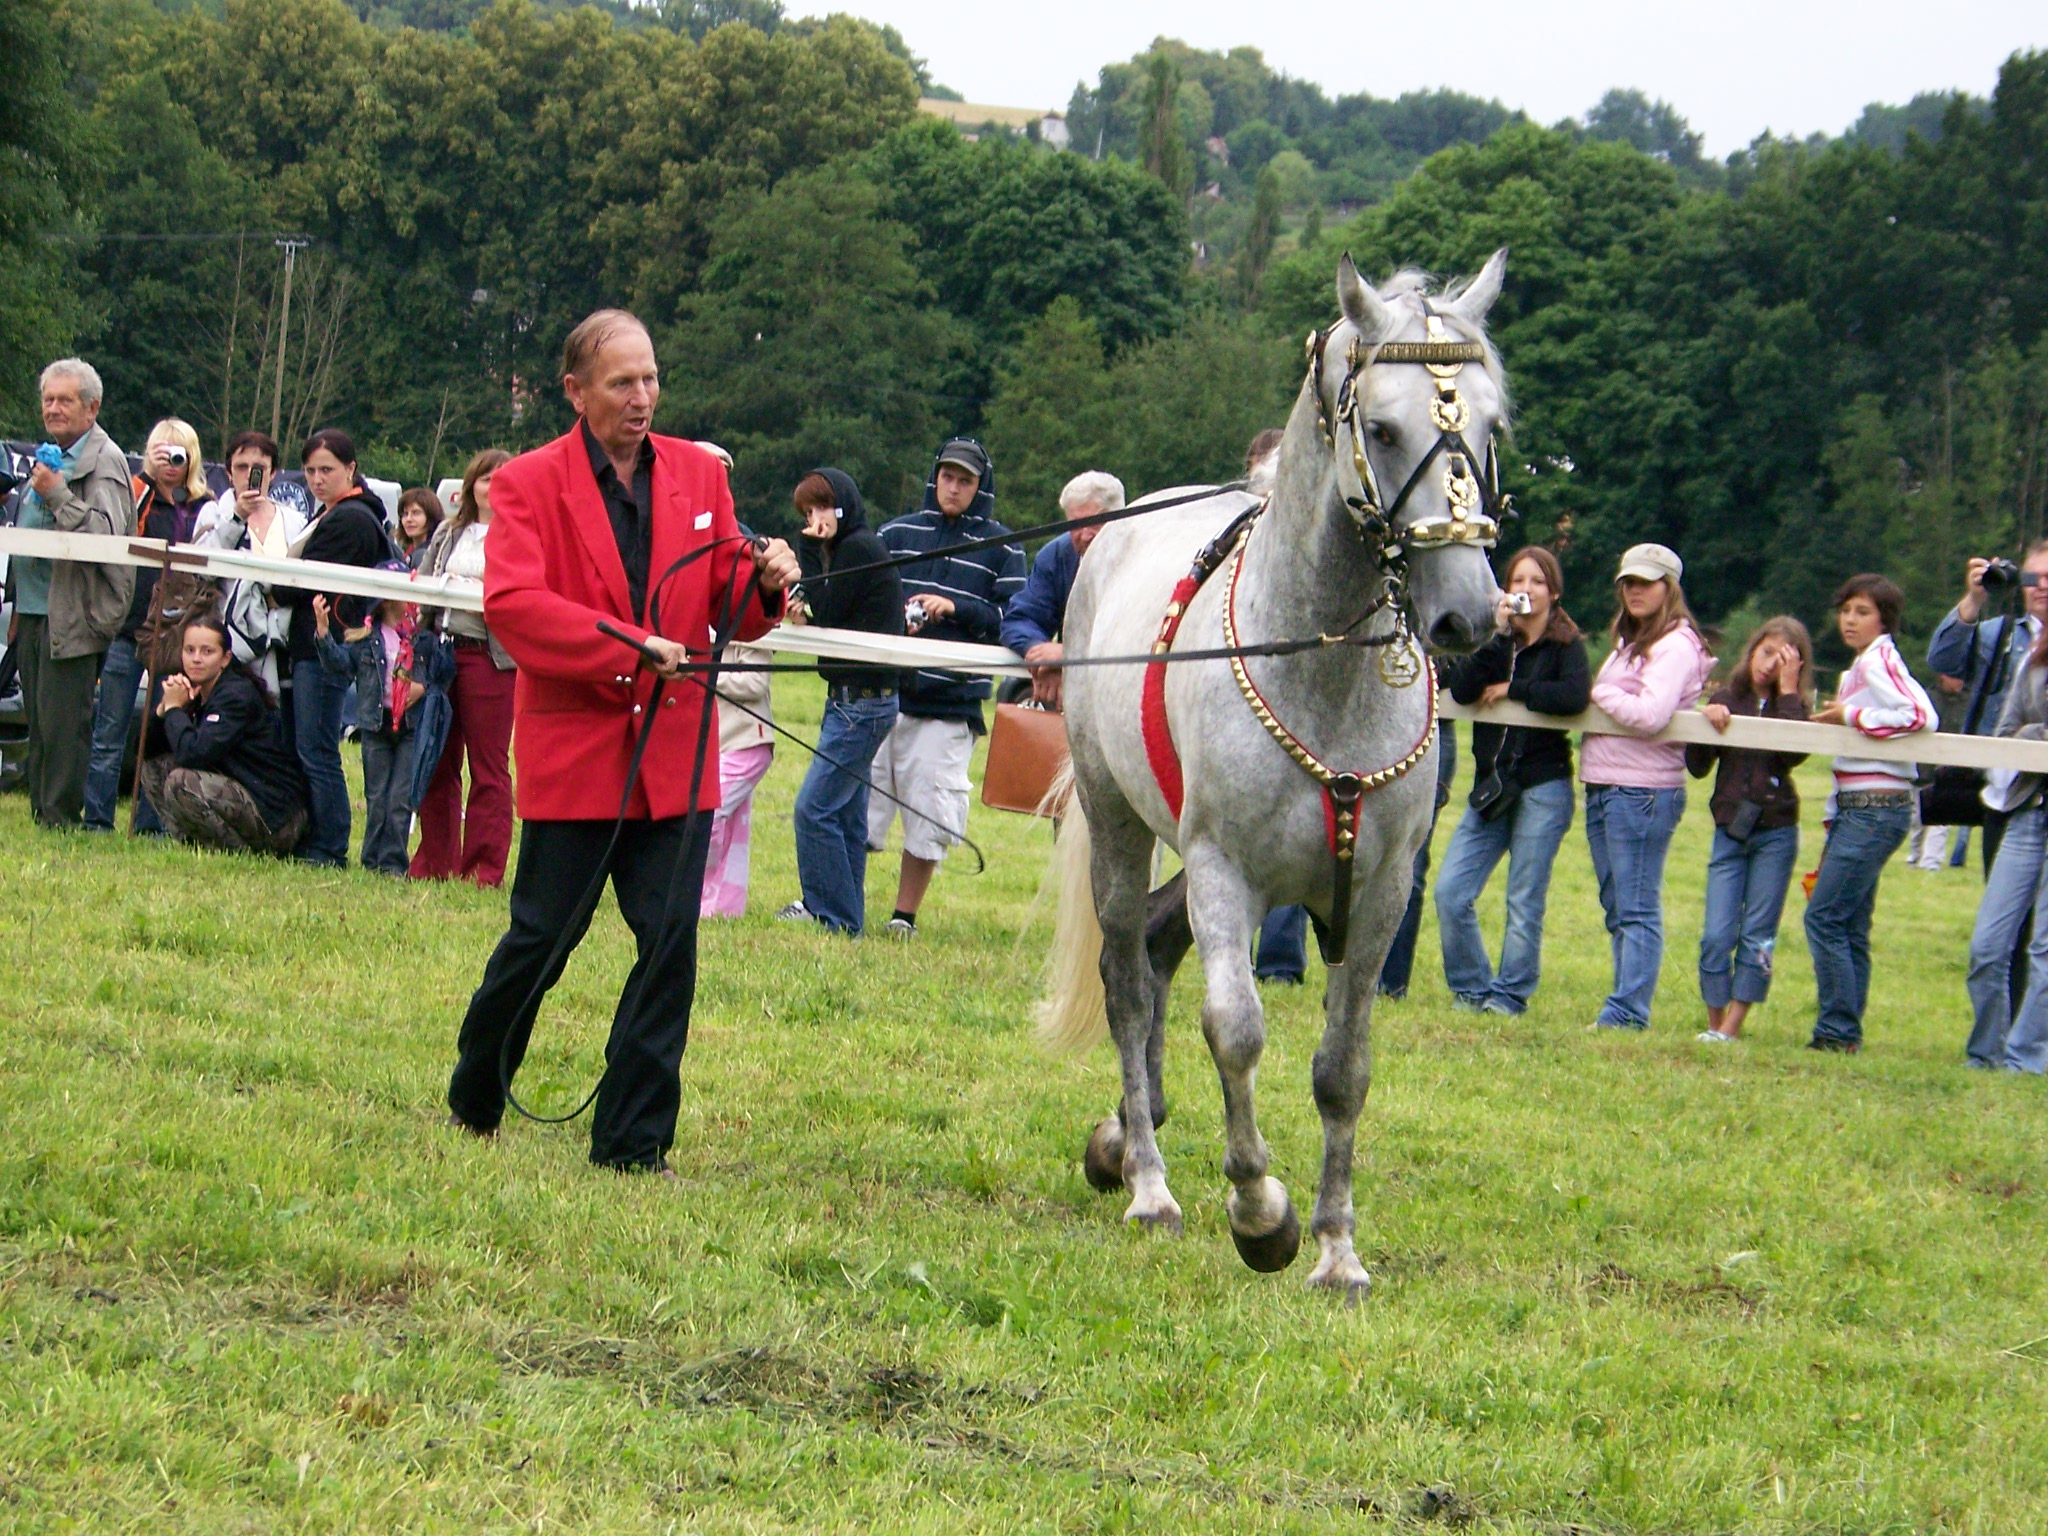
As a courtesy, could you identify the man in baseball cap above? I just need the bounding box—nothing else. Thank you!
[865,437,1024,936]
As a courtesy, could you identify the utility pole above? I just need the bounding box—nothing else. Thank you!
[271,237,309,443]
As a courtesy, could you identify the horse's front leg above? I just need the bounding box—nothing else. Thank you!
[1306,861,1410,1297]
[1093,815,1182,1233]
[1185,842,1301,1273]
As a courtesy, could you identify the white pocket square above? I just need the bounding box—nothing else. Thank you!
[694,511,713,530]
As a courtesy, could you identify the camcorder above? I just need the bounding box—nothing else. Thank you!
[1980,558,2041,591]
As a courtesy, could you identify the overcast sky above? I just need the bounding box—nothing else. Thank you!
[805,0,2044,156]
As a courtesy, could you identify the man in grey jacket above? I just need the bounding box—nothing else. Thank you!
[5,359,136,827]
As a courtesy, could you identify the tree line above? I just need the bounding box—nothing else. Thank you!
[0,0,2042,660]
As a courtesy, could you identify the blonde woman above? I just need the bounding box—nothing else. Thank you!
[83,417,211,832]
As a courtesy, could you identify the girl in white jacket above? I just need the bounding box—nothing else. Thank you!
[1804,573,1934,1052]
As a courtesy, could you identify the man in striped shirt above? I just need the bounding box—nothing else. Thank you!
[866,438,1025,936]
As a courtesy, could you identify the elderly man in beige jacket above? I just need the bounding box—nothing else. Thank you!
[5,359,136,827]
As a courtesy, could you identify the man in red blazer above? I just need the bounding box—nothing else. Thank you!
[446,308,798,1173]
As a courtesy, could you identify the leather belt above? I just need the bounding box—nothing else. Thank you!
[1835,789,1911,809]
[827,683,895,702]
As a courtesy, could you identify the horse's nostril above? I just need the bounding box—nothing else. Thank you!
[1428,613,1473,652]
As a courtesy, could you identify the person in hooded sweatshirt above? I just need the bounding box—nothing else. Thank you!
[866,439,1025,937]
[776,469,905,935]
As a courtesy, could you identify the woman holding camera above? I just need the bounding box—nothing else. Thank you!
[83,417,211,833]
[1432,546,1591,1014]
[1686,618,1813,1041]
[272,428,392,867]
[141,611,309,856]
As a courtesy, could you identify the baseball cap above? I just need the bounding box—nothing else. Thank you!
[935,438,989,480]
[1615,543,1682,584]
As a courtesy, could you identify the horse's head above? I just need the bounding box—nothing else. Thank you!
[1309,251,1510,655]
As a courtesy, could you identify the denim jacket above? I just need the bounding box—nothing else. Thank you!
[316,622,414,736]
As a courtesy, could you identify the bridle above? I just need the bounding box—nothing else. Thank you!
[1306,300,1509,580]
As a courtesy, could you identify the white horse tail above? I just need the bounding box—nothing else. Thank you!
[1034,763,1108,1054]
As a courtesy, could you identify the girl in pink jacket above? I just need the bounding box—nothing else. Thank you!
[1583,544,1717,1029]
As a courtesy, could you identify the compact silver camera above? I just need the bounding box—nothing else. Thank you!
[1505,591,1533,615]
[905,599,930,631]
[165,447,188,469]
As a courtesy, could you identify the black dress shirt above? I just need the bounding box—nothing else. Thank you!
[582,421,655,622]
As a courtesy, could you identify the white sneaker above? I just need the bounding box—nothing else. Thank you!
[1697,1029,1737,1043]
[775,900,813,922]
[885,916,917,938]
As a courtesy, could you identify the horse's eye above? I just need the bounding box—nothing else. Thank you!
[1370,423,1395,447]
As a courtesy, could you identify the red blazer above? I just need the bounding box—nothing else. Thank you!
[484,426,782,821]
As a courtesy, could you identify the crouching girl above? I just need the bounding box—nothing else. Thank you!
[143,612,309,855]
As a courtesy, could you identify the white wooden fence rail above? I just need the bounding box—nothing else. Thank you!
[5,526,2042,774]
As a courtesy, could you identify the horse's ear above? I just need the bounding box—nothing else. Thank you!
[1448,247,1509,325]
[1336,253,1390,337]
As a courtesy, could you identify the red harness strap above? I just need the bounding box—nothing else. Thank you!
[1141,575,1202,820]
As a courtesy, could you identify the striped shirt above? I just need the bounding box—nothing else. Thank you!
[1831,632,1934,796]
[876,508,1025,725]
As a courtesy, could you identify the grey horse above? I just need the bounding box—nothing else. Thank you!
[1038,253,1510,1295]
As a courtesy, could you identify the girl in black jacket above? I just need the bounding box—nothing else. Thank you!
[1432,546,1593,1014]
[141,612,310,856]
[781,468,906,935]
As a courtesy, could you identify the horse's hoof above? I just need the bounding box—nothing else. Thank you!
[1083,1117,1125,1192]
[1126,1204,1183,1237]
[1231,1202,1301,1273]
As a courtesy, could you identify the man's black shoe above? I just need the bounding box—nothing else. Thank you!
[1806,1037,1861,1055]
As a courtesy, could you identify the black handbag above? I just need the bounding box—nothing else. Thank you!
[1919,617,2015,828]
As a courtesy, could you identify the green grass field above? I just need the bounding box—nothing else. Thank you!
[2,673,2045,1533]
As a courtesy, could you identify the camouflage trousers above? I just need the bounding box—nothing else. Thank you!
[138,758,304,857]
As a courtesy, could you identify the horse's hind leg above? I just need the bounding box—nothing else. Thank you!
[1091,812,1183,1232]
[1084,870,1189,1191]
[1184,843,1300,1273]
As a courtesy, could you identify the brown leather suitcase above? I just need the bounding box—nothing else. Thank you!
[981,701,1070,815]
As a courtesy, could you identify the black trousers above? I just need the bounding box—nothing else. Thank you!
[448,814,711,1169]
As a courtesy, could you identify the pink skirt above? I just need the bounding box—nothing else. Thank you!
[700,743,774,917]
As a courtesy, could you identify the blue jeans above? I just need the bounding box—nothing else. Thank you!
[1698,824,1800,1008]
[1583,784,1686,1028]
[1434,777,1575,1012]
[793,694,899,933]
[83,635,161,834]
[1967,803,2048,1070]
[358,725,416,876]
[1804,799,1912,1047]
[1255,905,1307,981]
[291,657,352,866]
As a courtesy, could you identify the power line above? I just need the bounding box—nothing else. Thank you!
[39,231,316,243]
